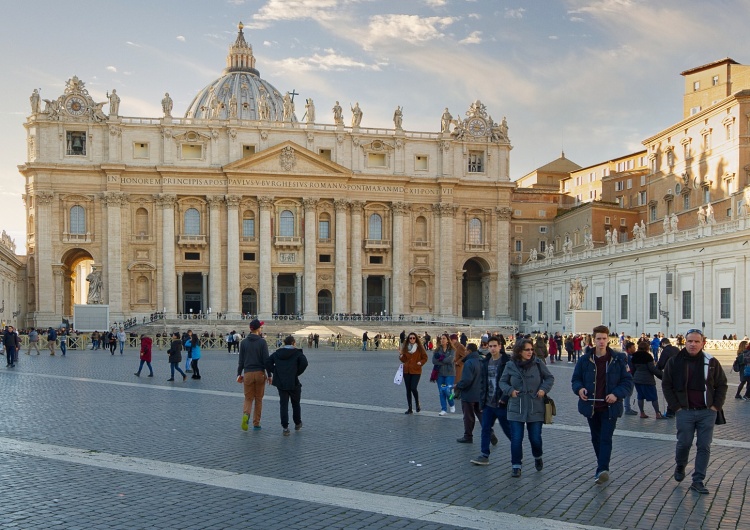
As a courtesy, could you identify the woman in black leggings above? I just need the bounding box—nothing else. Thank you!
[399,332,428,414]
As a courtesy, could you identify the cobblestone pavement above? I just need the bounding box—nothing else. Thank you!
[1,345,748,529]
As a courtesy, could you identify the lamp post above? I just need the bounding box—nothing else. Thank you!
[659,302,670,337]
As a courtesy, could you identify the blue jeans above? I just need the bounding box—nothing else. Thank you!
[119,341,125,354]
[170,362,186,379]
[60,341,67,356]
[480,406,511,456]
[586,410,618,474]
[624,384,635,412]
[362,340,367,351]
[137,360,153,376]
[675,408,716,483]
[509,420,543,468]
[436,375,455,411]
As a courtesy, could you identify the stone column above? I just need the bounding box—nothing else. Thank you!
[362,274,369,314]
[157,194,177,315]
[334,199,349,313]
[35,191,55,317]
[295,272,302,314]
[432,204,442,319]
[53,265,65,318]
[175,272,182,314]
[303,198,318,319]
[225,195,241,318]
[495,207,512,319]
[258,197,274,318]
[207,195,224,313]
[102,192,125,319]
[391,202,409,317]
[350,201,363,314]
[272,272,279,314]
[202,272,208,312]
[384,275,391,316]
[439,204,456,318]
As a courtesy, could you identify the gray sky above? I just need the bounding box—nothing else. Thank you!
[1,0,747,253]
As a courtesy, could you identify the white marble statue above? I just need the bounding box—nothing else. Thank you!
[351,102,363,127]
[30,89,41,114]
[332,101,343,125]
[697,205,707,226]
[86,267,103,305]
[282,92,294,122]
[584,232,594,250]
[670,213,679,232]
[528,248,538,262]
[639,220,646,240]
[161,92,173,118]
[441,108,453,133]
[569,277,586,310]
[547,243,554,258]
[605,229,612,245]
[305,98,315,123]
[229,93,238,119]
[393,106,403,129]
[258,91,270,120]
[632,223,641,240]
[563,239,573,255]
[663,215,670,234]
[611,230,618,245]
[706,203,716,225]
[108,89,120,116]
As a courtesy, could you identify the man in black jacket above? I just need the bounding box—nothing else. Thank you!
[266,336,309,436]
[455,343,483,443]
[237,320,272,431]
[662,329,727,495]
[470,336,510,465]
[657,338,680,417]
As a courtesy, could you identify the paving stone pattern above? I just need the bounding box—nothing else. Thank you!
[1,346,748,529]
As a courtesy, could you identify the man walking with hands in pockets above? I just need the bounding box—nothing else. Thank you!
[237,320,272,431]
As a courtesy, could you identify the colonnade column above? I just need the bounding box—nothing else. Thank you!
[439,204,455,318]
[334,199,349,313]
[225,195,241,318]
[303,198,318,319]
[384,275,391,315]
[158,194,177,316]
[391,202,408,317]
[495,207,512,319]
[177,273,184,314]
[102,192,125,319]
[258,197,274,319]
[350,201,363,314]
[207,196,223,314]
[295,273,302,315]
[34,191,55,316]
[362,274,369,314]
[202,272,208,312]
[432,204,442,318]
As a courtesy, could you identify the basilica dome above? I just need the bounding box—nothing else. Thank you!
[184,23,296,122]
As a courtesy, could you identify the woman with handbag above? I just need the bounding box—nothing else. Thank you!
[631,341,664,418]
[399,333,428,414]
[499,338,555,477]
[735,340,750,399]
[432,333,456,416]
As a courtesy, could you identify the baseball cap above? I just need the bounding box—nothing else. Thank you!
[249,319,264,330]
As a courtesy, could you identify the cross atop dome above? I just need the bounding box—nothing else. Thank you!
[225,21,258,76]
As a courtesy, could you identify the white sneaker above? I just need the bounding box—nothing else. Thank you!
[439,410,447,416]
[449,406,456,413]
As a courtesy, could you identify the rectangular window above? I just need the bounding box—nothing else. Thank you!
[537,301,543,322]
[182,144,202,159]
[368,153,387,167]
[242,219,255,238]
[242,252,256,261]
[681,290,692,320]
[539,226,547,233]
[318,220,330,240]
[369,255,384,264]
[415,155,428,170]
[515,226,523,233]
[683,194,690,210]
[638,191,647,205]
[243,145,256,157]
[66,131,87,156]
[133,142,149,159]
[615,181,624,191]
[596,296,603,311]
[538,210,546,218]
[522,303,528,322]
[514,240,522,252]
[712,75,719,86]
[649,293,658,320]
[703,133,711,150]
[318,148,331,160]
[693,81,700,91]
[720,288,731,319]
[589,172,595,182]
[640,175,646,186]
[185,252,201,261]
[620,294,628,320]
[649,205,657,222]
[555,300,561,321]
[539,240,546,253]
[319,254,332,263]
[690,106,701,116]
[468,151,484,173]
[726,123,733,141]
[703,188,710,204]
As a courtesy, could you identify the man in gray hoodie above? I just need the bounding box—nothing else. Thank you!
[237,319,272,431]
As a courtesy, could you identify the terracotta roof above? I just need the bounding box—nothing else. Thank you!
[535,154,582,174]
[680,57,739,76]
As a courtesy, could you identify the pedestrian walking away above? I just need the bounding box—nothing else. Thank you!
[454,343,484,443]
[265,335,308,436]
[26,328,41,355]
[237,319,272,430]
[662,328,727,495]
[47,327,57,356]
[167,332,187,382]
[399,332,428,414]
[499,338,554,477]
[571,325,633,486]
[732,340,750,400]
[135,334,154,377]
[631,341,664,419]
[187,336,202,379]
[657,337,681,417]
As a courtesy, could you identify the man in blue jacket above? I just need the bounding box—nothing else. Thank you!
[571,325,633,485]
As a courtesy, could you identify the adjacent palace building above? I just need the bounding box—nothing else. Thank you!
[3,26,749,338]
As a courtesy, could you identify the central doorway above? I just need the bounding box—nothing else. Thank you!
[462,259,484,318]
[277,274,297,315]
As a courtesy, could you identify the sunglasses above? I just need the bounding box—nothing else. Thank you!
[408,336,417,340]
[522,348,534,352]
[685,328,704,336]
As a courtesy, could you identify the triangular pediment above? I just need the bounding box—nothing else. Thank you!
[224,140,351,176]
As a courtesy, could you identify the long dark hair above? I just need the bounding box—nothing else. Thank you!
[512,339,534,361]
[400,332,427,356]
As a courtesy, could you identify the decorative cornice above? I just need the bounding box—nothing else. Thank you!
[496,206,512,220]
[100,192,127,206]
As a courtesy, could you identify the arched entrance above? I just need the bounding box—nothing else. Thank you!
[462,258,486,318]
[317,289,332,315]
[242,288,257,317]
[60,248,95,317]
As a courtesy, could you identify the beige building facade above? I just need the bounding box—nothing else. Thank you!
[19,25,515,328]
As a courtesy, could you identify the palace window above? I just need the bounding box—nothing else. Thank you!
[712,75,719,86]
[555,300,561,322]
[66,131,86,156]
[319,217,330,240]
[620,294,628,320]
[468,218,482,245]
[682,291,692,320]
[720,288,731,319]
[683,194,690,210]
[279,210,295,237]
[468,151,484,173]
[537,301,543,322]
[596,296,603,311]
[368,213,383,240]
[70,205,85,234]
[184,208,200,235]
[649,204,657,222]
[242,211,255,238]
[514,240,522,252]
[649,293,658,320]
[415,216,427,242]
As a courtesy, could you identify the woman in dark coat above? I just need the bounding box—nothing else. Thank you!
[167,331,186,382]
[631,342,664,418]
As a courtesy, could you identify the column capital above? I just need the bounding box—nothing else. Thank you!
[100,191,127,207]
[495,206,512,220]
[432,203,456,217]
[258,196,275,211]
[35,191,55,205]
[206,195,225,208]
[334,199,350,212]
[296,272,302,278]
[202,271,209,277]
[272,272,279,279]
[350,200,364,213]
[225,195,241,209]
[302,197,319,211]
[177,271,184,277]
[391,201,411,215]
[362,274,369,280]
[154,193,177,208]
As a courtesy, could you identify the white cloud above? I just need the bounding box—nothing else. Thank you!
[570,16,584,22]
[274,50,383,72]
[459,31,482,45]
[363,15,457,50]
[125,41,142,48]
[424,0,447,6]
[253,0,341,22]
[106,66,117,73]
[263,40,273,46]
[176,35,186,42]
[549,35,559,40]
[505,7,526,19]
[468,13,481,19]
[227,0,247,5]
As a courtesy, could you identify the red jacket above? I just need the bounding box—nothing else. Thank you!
[140,337,152,362]
[573,336,583,351]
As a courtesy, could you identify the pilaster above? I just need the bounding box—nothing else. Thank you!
[303,198,318,318]
[334,199,349,313]
[350,200,363,313]
[226,195,241,317]
[258,196,274,318]
[207,195,224,313]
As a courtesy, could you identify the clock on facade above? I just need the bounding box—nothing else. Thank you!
[65,95,87,116]
[467,117,487,137]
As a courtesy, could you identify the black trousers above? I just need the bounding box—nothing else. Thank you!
[404,373,421,410]
[190,358,200,378]
[278,386,302,428]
